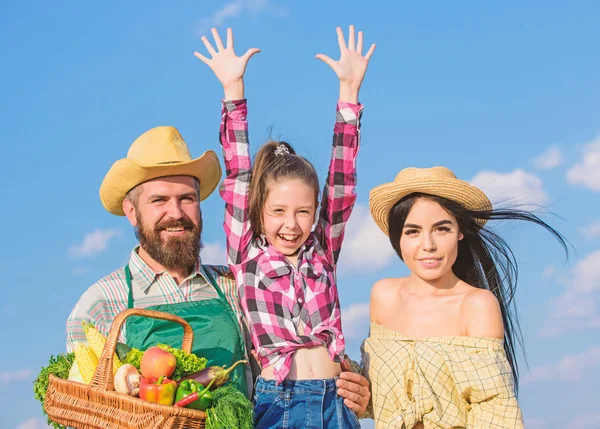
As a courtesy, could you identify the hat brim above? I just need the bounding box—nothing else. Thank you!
[100,150,222,216]
[369,177,492,236]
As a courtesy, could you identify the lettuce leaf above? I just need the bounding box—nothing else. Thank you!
[157,343,207,380]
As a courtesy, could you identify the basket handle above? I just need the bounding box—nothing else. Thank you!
[91,308,195,391]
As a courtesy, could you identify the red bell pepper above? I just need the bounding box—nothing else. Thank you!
[139,375,177,406]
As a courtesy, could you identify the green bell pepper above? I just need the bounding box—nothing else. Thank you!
[174,379,214,410]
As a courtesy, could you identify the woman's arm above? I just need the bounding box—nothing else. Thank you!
[194,28,260,265]
[314,26,376,264]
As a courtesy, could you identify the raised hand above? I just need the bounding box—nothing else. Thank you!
[194,27,260,100]
[315,25,376,103]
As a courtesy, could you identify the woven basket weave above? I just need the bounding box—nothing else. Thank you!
[44,308,206,428]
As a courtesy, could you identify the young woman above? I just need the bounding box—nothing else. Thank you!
[363,166,568,429]
[195,26,375,428]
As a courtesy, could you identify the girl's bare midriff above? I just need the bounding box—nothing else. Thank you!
[260,322,342,380]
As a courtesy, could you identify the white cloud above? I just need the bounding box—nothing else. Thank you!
[69,229,122,259]
[341,302,370,339]
[542,266,556,278]
[533,145,564,170]
[337,204,396,273]
[0,368,33,383]
[522,346,600,385]
[470,169,549,207]
[542,249,600,336]
[14,418,52,429]
[566,135,600,191]
[581,220,600,239]
[196,0,288,35]
[201,241,227,266]
[567,413,600,429]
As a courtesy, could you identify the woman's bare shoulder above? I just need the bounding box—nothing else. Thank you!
[461,286,504,338]
[369,277,409,323]
[371,277,409,299]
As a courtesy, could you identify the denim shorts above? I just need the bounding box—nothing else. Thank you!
[253,376,361,429]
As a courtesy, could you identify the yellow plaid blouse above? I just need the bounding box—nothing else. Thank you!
[361,323,523,428]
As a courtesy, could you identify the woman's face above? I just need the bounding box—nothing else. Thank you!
[399,198,464,282]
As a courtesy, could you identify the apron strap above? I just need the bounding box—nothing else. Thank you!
[201,266,228,302]
[125,264,134,309]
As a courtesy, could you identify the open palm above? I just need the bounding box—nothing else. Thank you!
[316,25,376,90]
[194,28,260,89]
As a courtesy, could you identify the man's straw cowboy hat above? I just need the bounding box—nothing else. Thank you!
[100,126,221,216]
[369,166,492,236]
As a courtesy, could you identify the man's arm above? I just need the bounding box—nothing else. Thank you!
[66,283,116,352]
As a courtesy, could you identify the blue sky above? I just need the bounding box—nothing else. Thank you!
[1,1,599,428]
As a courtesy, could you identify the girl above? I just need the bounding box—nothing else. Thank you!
[195,27,375,428]
[363,166,568,428]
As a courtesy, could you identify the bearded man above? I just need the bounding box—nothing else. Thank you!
[65,125,371,413]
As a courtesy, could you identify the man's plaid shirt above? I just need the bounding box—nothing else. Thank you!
[219,99,363,382]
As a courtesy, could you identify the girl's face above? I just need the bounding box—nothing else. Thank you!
[399,198,463,282]
[262,179,317,257]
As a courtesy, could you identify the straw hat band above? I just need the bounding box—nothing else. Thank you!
[369,167,492,236]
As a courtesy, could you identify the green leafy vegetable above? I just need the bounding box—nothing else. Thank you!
[205,385,254,429]
[157,343,207,380]
[115,342,132,362]
[33,353,75,429]
[123,345,208,381]
[123,347,143,370]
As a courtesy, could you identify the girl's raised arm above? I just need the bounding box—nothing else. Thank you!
[315,25,375,264]
[194,28,260,265]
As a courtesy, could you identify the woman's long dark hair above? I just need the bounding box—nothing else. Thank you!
[388,193,569,391]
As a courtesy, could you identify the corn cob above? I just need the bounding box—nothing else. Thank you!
[82,321,123,375]
[74,342,99,384]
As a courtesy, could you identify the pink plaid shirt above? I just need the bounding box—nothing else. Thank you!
[219,99,363,382]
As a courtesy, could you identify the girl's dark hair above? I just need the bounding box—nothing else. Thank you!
[249,141,320,237]
[388,193,569,392]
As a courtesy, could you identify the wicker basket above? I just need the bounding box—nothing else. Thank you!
[44,308,207,428]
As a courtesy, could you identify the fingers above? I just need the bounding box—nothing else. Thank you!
[226,27,233,49]
[242,48,261,62]
[337,375,370,417]
[357,31,363,54]
[193,51,210,64]
[365,43,376,60]
[250,349,263,369]
[211,28,225,51]
[201,35,217,57]
[340,371,370,387]
[336,26,347,51]
[340,390,363,410]
[347,25,355,51]
[315,53,336,69]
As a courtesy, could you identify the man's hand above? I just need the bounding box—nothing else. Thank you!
[315,25,376,104]
[337,360,371,417]
[194,27,260,100]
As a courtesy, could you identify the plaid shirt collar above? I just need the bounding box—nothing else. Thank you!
[128,246,204,293]
[255,235,325,284]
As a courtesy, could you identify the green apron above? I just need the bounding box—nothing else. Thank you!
[123,264,248,395]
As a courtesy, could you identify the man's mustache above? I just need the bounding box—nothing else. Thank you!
[155,217,196,232]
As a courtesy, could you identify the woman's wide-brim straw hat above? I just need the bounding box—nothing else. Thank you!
[100,126,222,216]
[369,166,492,236]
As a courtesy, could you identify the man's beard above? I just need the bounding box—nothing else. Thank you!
[135,213,203,270]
